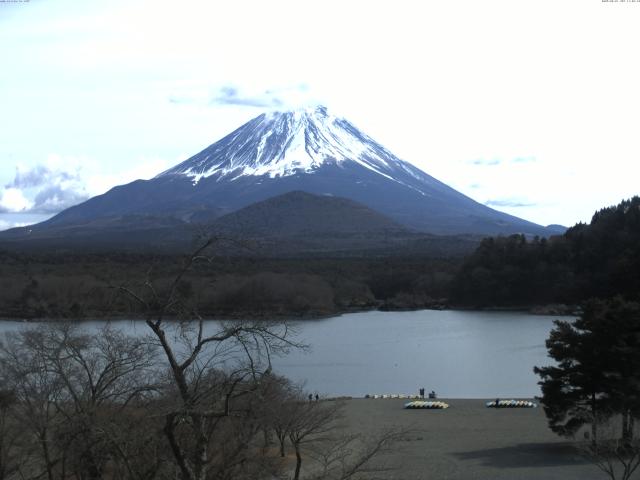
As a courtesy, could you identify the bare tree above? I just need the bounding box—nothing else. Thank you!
[1,328,66,480]
[580,414,640,480]
[36,324,158,479]
[258,374,300,458]
[0,323,161,480]
[307,428,406,480]
[0,390,25,480]
[116,238,303,480]
[280,391,408,480]
[287,397,344,480]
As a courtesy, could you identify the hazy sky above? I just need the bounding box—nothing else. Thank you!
[1,0,639,230]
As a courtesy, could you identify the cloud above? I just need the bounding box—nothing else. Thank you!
[485,198,537,208]
[168,95,194,105]
[511,156,536,164]
[169,83,316,110]
[0,187,34,213]
[210,85,285,108]
[1,164,89,214]
[32,184,90,213]
[7,164,76,189]
[470,155,535,167]
[471,158,501,166]
[0,156,173,216]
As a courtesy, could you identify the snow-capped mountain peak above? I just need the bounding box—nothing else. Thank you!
[159,105,422,185]
[15,105,553,238]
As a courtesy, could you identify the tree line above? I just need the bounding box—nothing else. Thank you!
[452,196,640,307]
[0,252,458,320]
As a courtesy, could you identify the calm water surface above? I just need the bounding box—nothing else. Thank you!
[0,310,561,398]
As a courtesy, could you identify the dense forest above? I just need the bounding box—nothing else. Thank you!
[452,196,640,308]
[0,251,458,320]
[1,197,639,320]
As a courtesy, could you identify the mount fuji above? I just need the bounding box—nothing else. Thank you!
[2,106,561,250]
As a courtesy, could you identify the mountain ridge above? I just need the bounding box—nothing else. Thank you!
[211,190,409,236]
[0,191,481,257]
[1,105,562,243]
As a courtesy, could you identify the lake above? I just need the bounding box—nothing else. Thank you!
[0,310,561,398]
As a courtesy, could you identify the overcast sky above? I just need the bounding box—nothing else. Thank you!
[1,0,639,230]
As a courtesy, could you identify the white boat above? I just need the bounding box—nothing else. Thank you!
[485,399,537,408]
[404,400,449,409]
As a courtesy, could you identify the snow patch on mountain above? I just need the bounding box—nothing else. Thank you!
[158,106,426,193]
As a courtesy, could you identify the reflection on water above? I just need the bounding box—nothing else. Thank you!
[0,310,562,398]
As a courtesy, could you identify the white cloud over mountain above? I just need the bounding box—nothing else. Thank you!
[0,156,170,215]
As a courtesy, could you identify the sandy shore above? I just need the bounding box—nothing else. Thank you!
[335,398,603,480]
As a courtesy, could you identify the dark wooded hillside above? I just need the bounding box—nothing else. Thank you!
[0,251,459,320]
[452,196,640,307]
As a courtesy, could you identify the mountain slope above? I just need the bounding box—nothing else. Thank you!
[4,106,557,239]
[207,191,479,257]
[0,191,481,256]
[211,190,408,237]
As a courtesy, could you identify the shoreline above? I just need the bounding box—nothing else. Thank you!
[0,303,579,323]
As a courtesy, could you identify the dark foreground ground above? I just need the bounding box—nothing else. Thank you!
[337,398,604,480]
